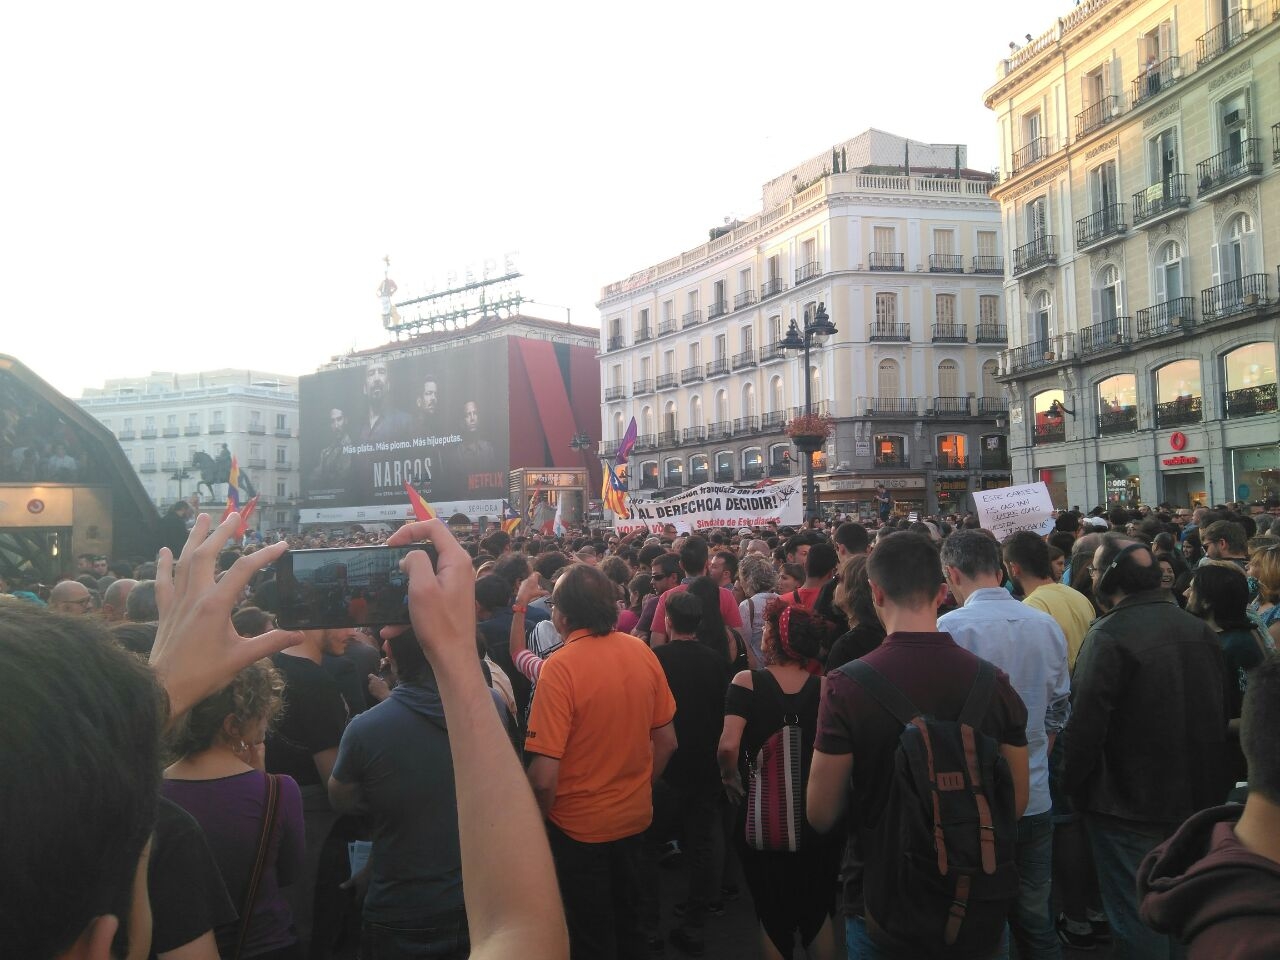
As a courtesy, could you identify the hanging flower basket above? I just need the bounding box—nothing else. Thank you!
[786,412,833,453]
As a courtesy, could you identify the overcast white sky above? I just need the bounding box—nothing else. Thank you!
[2,0,1070,397]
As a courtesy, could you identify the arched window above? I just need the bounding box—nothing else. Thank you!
[1155,241,1183,303]
[1032,389,1066,445]
[742,382,756,418]
[689,395,703,428]
[742,447,764,480]
[809,366,822,407]
[1223,342,1276,418]
[877,359,900,398]
[768,442,792,477]
[663,457,683,488]
[613,411,625,440]
[1096,264,1122,322]
[769,375,785,413]
[1154,359,1202,428]
[640,460,659,489]
[663,400,677,435]
[981,359,999,398]
[1030,290,1052,344]
[1221,213,1255,283]
[715,451,734,482]
[1096,374,1138,434]
[641,406,654,437]
[937,359,960,397]
[714,389,729,424]
[689,454,709,484]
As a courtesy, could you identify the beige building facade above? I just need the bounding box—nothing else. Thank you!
[598,130,1010,517]
[986,0,1279,511]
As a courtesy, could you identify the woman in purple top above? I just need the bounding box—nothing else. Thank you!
[164,659,306,960]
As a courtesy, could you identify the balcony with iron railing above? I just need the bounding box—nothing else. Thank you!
[934,454,968,470]
[1033,419,1066,445]
[1131,56,1182,107]
[931,397,971,415]
[186,426,204,436]
[1135,297,1196,338]
[599,440,620,458]
[139,462,157,472]
[208,423,225,434]
[972,255,1004,275]
[869,252,904,271]
[707,421,733,441]
[657,430,679,449]
[1224,382,1278,418]
[733,416,760,435]
[683,426,706,444]
[875,452,908,467]
[1076,96,1120,138]
[866,398,918,416]
[1011,137,1049,175]
[1005,334,1076,374]
[605,385,627,402]
[634,434,657,452]
[605,334,625,352]
[162,427,179,438]
[980,451,1012,470]
[161,460,180,472]
[704,358,730,379]
[633,378,654,395]
[769,461,792,477]
[658,318,678,336]
[1197,8,1258,66]
[1079,316,1132,355]
[1132,174,1191,227]
[141,428,158,439]
[870,322,910,342]
[117,429,136,440]
[635,326,653,343]
[708,300,728,320]
[1097,406,1138,435]
[1155,395,1203,428]
[742,464,765,481]
[795,261,822,284]
[761,410,786,430]
[731,348,757,370]
[1197,138,1263,199]
[1012,235,1058,276]
[760,277,786,299]
[734,289,757,310]
[682,309,703,330]
[248,424,266,435]
[759,342,787,363]
[1202,273,1270,321]
[679,366,704,385]
[976,323,1008,343]
[246,458,267,470]
[1076,203,1127,249]
[929,254,964,274]
[977,397,1009,416]
[932,323,967,343]
[656,372,679,390]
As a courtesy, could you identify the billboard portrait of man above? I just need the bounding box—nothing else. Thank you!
[310,407,355,491]
[360,359,413,442]
[457,398,499,482]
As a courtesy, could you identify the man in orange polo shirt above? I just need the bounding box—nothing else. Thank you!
[525,564,678,960]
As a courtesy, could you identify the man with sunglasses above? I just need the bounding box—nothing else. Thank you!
[636,554,681,644]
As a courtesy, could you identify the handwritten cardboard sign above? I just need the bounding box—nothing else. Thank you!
[972,481,1056,541]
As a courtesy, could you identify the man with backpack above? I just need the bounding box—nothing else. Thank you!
[938,531,1071,960]
[807,532,1030,959]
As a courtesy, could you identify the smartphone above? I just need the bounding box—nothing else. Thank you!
[275,545,434,630]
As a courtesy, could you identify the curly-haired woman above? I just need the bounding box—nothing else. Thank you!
[163,659,305,960]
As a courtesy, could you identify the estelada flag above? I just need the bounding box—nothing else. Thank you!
[602,460,629,518]
[500,501,522,535]
[403,481,437,521]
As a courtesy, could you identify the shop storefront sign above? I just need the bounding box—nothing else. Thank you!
[1163,455,1199,466]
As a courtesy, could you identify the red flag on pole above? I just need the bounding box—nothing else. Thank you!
[403,482,437,521]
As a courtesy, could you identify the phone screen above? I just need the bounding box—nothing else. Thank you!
[276,545,429,630]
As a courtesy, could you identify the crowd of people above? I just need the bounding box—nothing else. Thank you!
[2,497,1279,960]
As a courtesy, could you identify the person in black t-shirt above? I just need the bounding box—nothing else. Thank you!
[147,798,237,960]
[641,590,730,957]
[267,629,351,959]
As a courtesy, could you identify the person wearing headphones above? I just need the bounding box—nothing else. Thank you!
[1061,534,1230,960]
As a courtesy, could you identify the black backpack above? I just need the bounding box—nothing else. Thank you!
[839,659,1019,959]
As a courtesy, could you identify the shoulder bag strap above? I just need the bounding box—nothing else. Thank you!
[959,658,998,729]
[839,659,920,727]
[233,773,280,960]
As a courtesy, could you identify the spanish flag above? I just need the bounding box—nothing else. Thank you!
[220,456,241,523]
[403,481,437,521]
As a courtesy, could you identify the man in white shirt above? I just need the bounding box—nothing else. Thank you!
[938,530,1071,960]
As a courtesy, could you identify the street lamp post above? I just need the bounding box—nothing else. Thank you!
[568,431,594,531]
[780,302,837,527]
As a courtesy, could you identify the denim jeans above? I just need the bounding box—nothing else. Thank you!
[1084,815,1186,960]
[547,822,647,960]
[359,912,469,960]
[845,916,1007,960]
[1011,811,1062,960]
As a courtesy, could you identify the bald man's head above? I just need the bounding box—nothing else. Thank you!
[101,578,138,623]
[48,580,93,616]
[1091,534,1160,609]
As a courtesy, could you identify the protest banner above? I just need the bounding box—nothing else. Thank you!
[612,477,804,534]
[972,481,1056,541]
